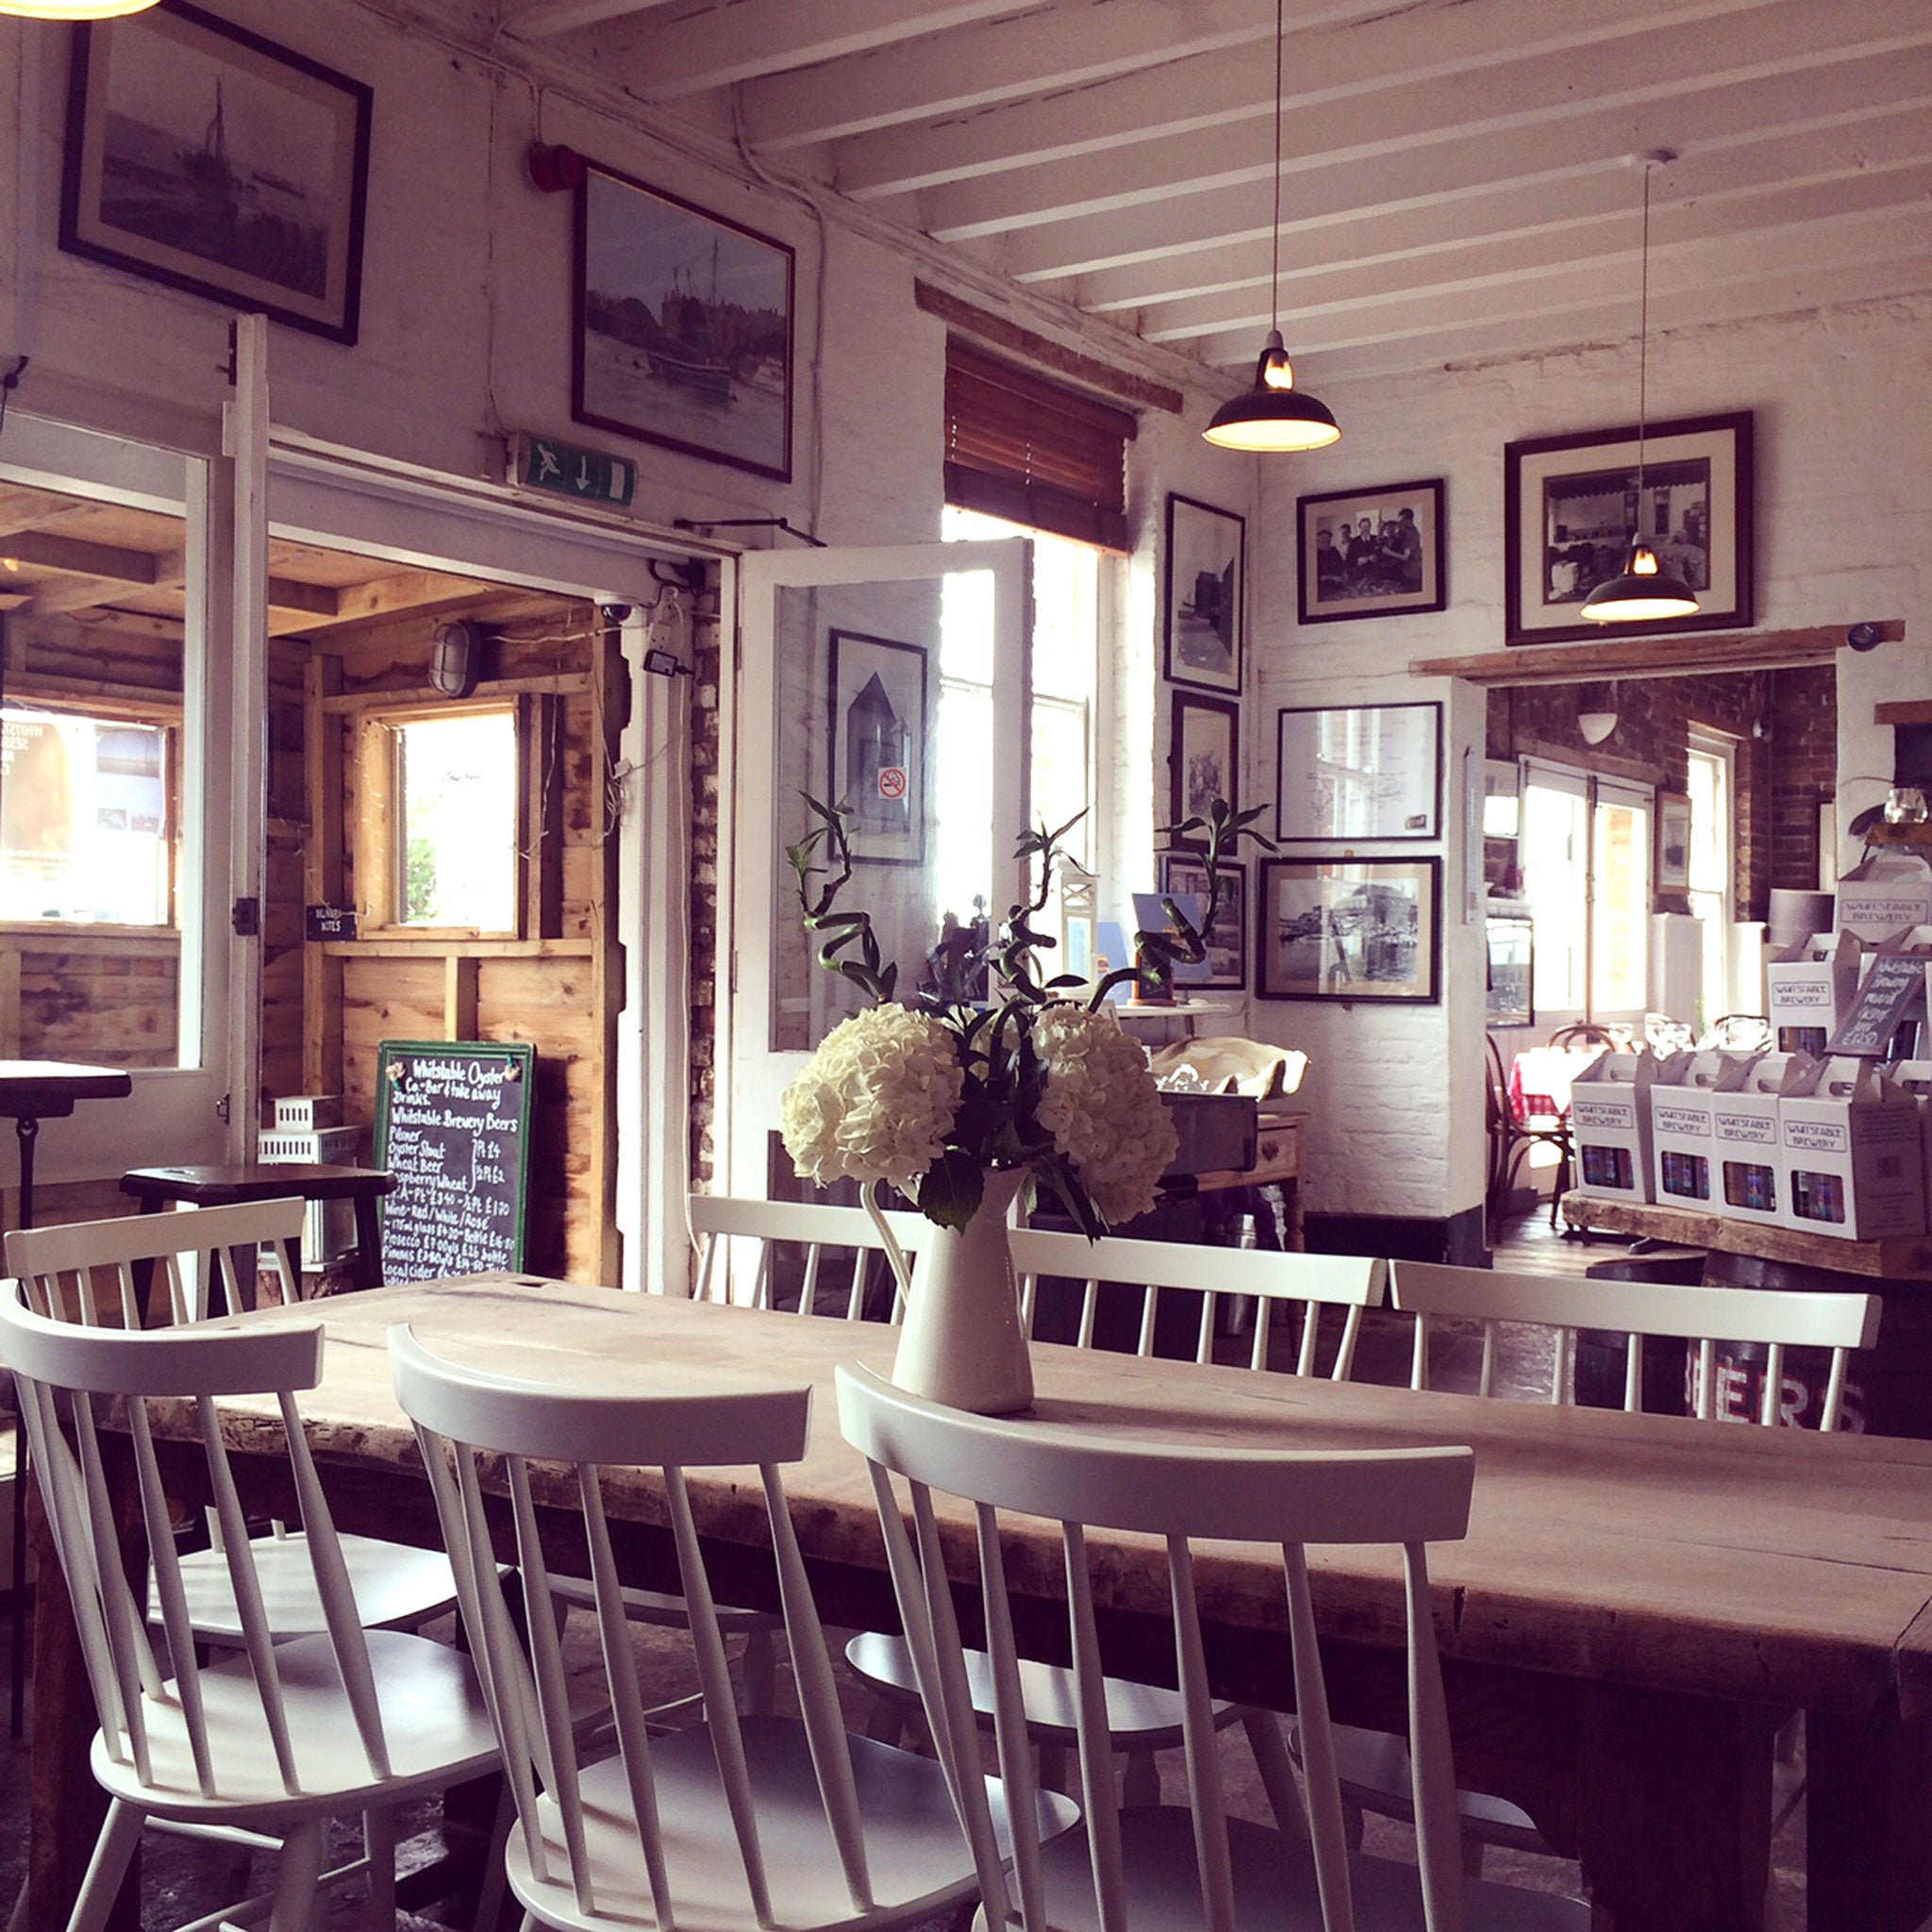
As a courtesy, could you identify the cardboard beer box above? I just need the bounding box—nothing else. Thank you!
[1778,1055,1927,1241]
[1567,1049,1663,1204]
[1647,1050,1745,1211]
[1884,1059,1932,1225]
[1763,931,1862,1060]
[1709,1052,1813,1225]
[1836,855,1932,941]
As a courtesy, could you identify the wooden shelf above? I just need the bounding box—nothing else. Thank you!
[1559,1191,1932,1283]
[1864,822,1932,848]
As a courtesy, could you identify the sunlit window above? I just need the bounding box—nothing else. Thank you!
[0,707,171,924]
[394,710,518,931]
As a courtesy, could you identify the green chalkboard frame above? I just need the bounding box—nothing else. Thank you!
[375,1039,537,1278]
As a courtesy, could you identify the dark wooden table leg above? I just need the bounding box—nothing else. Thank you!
[1576,1680,1774,1932]
[1808,1694,1932,1932]
[351,1191,382,1291]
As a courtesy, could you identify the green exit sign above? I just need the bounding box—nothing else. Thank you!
[513,434,637,508]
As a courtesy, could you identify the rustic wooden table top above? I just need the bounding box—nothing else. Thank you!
[205,1273,1932,1718]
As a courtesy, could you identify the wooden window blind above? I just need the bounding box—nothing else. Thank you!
[943,340,1136,552]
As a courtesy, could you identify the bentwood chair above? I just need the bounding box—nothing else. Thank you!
[1326,1260,1886,1867]
[391,1324,1050,1932]
[845,1233,1386,1824]
[5,1199,462,1642]
[837,1363,1591,1932]
[0,1281,503,1932]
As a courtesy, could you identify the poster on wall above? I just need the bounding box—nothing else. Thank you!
[1257,856,1441,1004]
[827,628,928,865]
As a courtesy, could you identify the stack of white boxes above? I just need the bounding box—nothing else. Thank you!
[1647,1050,1733,1211]
[258,1094,359,1267]
[1709,1052,1812,1227]
[1568,1049,1664,1205]
[1778,1056,1926,1240]
[1764,932,1861,1059]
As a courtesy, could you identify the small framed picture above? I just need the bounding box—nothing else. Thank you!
[1297,478,1445,625]
[1657,791,1692,891]
[1163,494,1245,692]
[60,2,373,343]
[1276,702,1441,842]
[1170,693,1240,842]
[575,162,795,481]
[827,629,927,865]
[1257,856,1441,1004]
[1504,410,1754,644]
[1158,855,1246,990]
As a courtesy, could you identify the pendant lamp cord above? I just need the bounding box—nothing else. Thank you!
[1635,158,1653,499]
[1268,0,1284,337]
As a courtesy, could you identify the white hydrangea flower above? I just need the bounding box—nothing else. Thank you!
[781,1005,964,1194]
[1032,1005,1178,1226]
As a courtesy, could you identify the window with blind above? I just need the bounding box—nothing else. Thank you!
[943,340,1135,552]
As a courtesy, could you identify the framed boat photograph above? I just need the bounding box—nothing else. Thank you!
[1169,693,1240,844]
[827,628,927,865]
[1504,410,1754,644]
[60,2,373,344]
[575,162,795,481]
[1158,854,1247,990]
[1163,493,1245,692]
[1257,856,1441,1005]
[1296,477,1445,625]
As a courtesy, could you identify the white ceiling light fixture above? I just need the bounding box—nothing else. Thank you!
[1580,152,1700,625]
[1201,0,1339,455]
[1577,708,1619,745]
[0,0,159,15]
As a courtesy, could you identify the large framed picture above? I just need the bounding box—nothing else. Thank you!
[1657,791,1692,891]
[60,2,373,344]
[1158,855,1247,990]
[1169,693,1240,841]
[1504,410,1754,644]
[827,628,927,866]
[1163,493,1244,692]
[575,162,794,481]
[1297,478,1445,624]
[1257,856,1441,1004]
[1275,701,1441,842]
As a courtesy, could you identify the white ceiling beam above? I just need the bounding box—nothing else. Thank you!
[832,0,1781,200]
[1194,206,1932,369]
[1144,166,1932,354]
[989,46,1932,282]
[914,4,1932,241]
[1080,107,1932,322]
[588,0,1042,103]
[499,0,683,39]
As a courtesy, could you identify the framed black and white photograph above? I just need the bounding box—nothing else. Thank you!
[575,162,794,481]
[1297,478,1445,625]
[1504,411,1754,644]
[1257,856,1441,1004]
[1170,694,1240,841]
[1276,701,1441,842]
[828,628,927,866]
[60,2,373,343]
[1657,791,1692,891]
[1158,854,1247,990]
[1163,494,1245,692]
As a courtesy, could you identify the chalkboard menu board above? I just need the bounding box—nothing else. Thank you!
[375,1040,535,1283]
[1829,955,1929,1058]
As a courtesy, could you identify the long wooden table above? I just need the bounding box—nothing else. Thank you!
[30,1275,1932,1932]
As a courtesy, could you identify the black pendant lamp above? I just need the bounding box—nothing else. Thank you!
[1202,0,1339,453]
[1581,153,1700,625]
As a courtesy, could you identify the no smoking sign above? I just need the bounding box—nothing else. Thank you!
[877,766,908,800]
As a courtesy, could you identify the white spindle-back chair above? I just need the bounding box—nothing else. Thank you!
[837,1363,1590,1932]
[0,1282,501,1932]
[1392,1260,1880,1429]
[5,1201,461,1641]
[847,1232,1385,1819]
[690,1192,927,1320]
[391,1324,1021,1932]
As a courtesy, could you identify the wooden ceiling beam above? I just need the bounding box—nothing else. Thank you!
[0,529,160,586]
[1409,621,1901,688]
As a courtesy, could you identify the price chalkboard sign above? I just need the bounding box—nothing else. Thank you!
[375,1040,535,1283]
[1828,954,1928,1058]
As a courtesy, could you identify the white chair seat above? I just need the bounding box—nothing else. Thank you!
[1300,1721,1546,1852]
[1037,1805,1590,1932]
[508,1716,1072,1932]
[152,1532,461,1642]
[91,1627,501,1824]
[546,1571,776,1636]
[845,1627,1222,1749]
